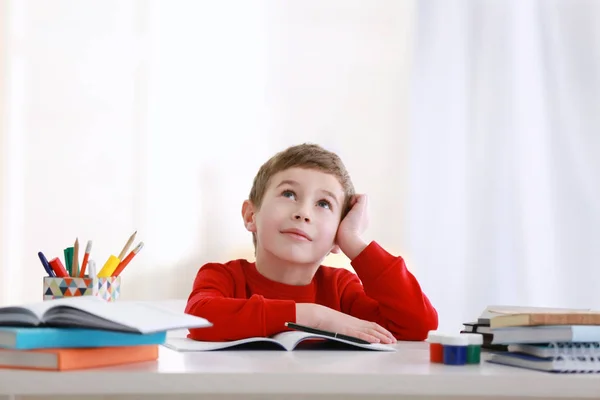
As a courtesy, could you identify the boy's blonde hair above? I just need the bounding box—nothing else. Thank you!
[248,143,355,247]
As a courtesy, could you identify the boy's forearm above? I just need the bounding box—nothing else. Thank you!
[186,295,296,341]
[295,303,321,327]
[347,241,438,340]
[339,236,368,260]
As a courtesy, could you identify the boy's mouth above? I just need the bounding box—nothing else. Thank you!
[280,228,312,241]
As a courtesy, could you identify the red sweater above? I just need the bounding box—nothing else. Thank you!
[185,241,438,341]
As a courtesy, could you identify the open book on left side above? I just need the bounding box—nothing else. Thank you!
[0,297,211,334]
[164,330,396,352]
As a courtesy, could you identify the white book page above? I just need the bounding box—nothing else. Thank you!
[26,298,210,333]
[1,297,103,321]
[271,331,322,350]
[329,336,396,351]
[164,332,396,352]
[272,330,396,352]
[164,336,283,351]
[69,300,212,333]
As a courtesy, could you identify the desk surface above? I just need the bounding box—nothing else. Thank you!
[1,340,599,398]
[0,300,599,398]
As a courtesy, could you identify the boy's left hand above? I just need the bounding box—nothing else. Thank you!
[335,194,369,260]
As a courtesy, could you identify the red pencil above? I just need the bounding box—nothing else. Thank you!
[79,240,92,277]
[112,242,144,277]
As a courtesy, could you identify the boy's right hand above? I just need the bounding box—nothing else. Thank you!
[295,303,396,344]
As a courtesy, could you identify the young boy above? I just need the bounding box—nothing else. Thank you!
[185,143,438,343]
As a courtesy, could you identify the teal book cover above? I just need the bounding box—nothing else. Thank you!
[0,327,166,349]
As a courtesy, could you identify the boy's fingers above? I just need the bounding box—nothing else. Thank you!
[370,323,397,343]
[354,331,380,343]
[365,328,393,344]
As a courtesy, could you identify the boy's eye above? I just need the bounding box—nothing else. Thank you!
[282,190,296,199]
[317,200,332,209]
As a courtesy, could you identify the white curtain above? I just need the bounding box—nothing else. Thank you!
[4,0,598,335]
[407,0,600,331]
[0,0,414,306]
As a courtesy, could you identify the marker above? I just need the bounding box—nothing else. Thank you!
[88,260,97,278]
[63,247,73,277]
[48,257,69,278]
[97,255,120,278]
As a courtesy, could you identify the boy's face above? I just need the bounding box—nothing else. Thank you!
[243,167,345,265]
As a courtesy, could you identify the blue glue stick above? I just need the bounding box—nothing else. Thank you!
[442,334,468,366]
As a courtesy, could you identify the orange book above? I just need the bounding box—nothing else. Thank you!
[0,345,158,371]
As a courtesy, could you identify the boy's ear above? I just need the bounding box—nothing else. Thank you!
[241,200,257,233]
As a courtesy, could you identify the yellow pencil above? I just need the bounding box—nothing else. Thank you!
[73,238,80,277]
[118,230,137,260]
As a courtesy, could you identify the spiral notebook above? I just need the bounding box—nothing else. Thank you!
[488,342,600,373]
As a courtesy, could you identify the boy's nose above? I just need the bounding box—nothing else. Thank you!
[293,212,310,223]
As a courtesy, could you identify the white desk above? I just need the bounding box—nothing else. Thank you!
[0,300,599,400]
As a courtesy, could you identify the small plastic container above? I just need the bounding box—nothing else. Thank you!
[426,331,445,363]
[442,334,469,365]
[462,333,483,364]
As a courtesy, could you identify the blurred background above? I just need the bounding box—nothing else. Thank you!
[1,0,598,332]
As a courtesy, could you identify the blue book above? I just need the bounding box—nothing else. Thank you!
[0,327,166,350]
[491,325,600,344]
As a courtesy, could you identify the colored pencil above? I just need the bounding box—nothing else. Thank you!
[112,242,144,277]
[118,230,137,260]
[79,240,92,277]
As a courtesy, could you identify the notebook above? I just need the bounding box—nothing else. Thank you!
[0,344,158,371]
[487,350,600,373]
[0,327,166,350]
[491,325,600,344]
[165,331,396,352]
[0,297,211,334]
[508,342,600,359]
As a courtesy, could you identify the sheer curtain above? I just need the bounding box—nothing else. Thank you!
[0,0,415,306]
[407,0,600,330]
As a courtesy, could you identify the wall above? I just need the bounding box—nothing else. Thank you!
[0,0,415,305]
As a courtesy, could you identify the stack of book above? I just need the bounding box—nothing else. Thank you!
[0,297,211,371]
[460,305,528,351]
[479,306,600,373]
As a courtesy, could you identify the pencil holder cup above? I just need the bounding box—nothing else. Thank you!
[43,276,121,302]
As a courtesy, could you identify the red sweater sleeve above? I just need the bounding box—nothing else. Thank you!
[184,263,296,341]
[340,241,438,340]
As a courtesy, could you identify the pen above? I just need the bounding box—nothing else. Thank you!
[79,240,92,277]
[112,241,143,277]
[38,252,55,277]
[284,322,371,345]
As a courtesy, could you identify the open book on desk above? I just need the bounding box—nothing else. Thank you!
[164,330,396,352]
[0,297,211,334]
